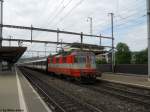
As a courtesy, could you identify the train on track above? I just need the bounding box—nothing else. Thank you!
[21,51,101,82]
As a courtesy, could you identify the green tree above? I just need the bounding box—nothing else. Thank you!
[96,59,107,64]
[116,42,131,64]
[134,48,148,64]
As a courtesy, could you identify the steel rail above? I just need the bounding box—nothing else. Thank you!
[81,82,150,106]
[21,68,103,112]
[38,74,103,112]
[21,69,67,112]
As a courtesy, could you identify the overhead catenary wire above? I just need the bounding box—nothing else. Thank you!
[100,15,146,34]
[95,0,146,33]
[38,0,145,43]
[36,0,73,38]
[42,0,65,27]
[2,24,112,39]
[50,0,65,16]
[116,19,146,31]
[115,9,146,21]
[53,0,85,27]
[99,11,146,31]
[47,0,73,26]
[116,14,146,27]
[100,12,146,33]
[115,0,146,26]
[98,10,145,28]
[116,0,145,12]
[117,0,145,15]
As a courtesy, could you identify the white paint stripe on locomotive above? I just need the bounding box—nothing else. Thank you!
[48,63,96,69]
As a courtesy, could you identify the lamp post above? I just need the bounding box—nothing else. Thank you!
[87,17,93,37]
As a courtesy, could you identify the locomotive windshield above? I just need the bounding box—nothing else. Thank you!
[91,56,96,64]
[74,56,86,63]
[74,54,96,64]
[79,56,86,63]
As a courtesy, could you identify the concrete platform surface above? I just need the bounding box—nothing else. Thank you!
[99,73,150,89]
[0,68,51,112]
[0,71,20,110]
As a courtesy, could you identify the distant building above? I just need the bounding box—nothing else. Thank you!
[63,42,109,62]
[63,42,106,53]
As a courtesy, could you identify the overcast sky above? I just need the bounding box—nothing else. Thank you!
[1,0,147,57]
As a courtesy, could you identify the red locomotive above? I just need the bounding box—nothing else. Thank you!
[22,51,100,82]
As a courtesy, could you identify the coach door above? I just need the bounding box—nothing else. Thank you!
[86,55,91,68]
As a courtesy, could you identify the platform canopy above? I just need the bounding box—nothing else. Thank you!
[0,47,27,63]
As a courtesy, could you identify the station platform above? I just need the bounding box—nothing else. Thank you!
[0,67,51,112]
[99,73,150,89]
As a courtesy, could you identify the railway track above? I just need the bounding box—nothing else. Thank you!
[20,68,103,112]
[80,81,150,106]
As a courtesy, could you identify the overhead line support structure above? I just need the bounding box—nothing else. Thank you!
[109,13,115,73]
[147,0,150,81]
[1,24,113,49]
[0,0,3,47]
[1,38,113,49]
[2,24,112,39]
[56,28,59,52]
[80,32,83,50]
[31,25,33,43]
[2,38,70,45]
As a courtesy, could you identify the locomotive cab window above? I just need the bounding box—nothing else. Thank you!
[78,56,86,63]
[63,57,66,63]
[91,56,96,64]
[56,58,59,63]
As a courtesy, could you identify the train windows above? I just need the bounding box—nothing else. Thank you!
[66,56,71,63]
[53,57,56,64]
[59,57,63,63]
[71,55,74,63]
[62,57,66,63]
[56,58,59,63]
[74,56,78,63]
